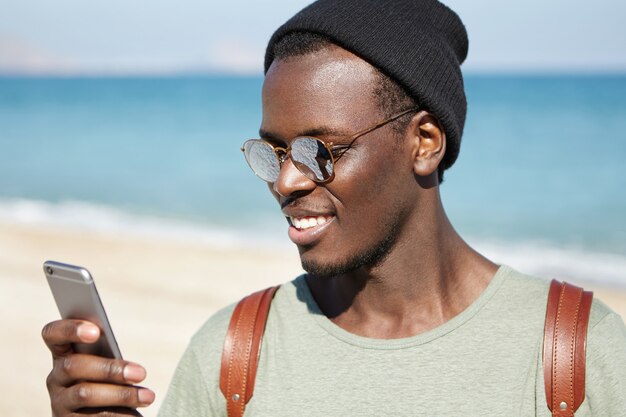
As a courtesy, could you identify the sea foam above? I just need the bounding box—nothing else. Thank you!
[472,240,626,287]
[1,198,624,287]
[0,198,284,249]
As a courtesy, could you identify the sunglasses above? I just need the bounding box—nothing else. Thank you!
[241,107,419,184]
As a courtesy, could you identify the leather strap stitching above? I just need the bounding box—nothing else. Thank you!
[545,280,591,417]
[553,284,582,416]
[220,286,279,417]
[566,292,582,415]
[227,304,245,417]
[552,284,565,414]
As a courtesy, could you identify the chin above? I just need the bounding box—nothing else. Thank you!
[297,247,337,278]
[300,257,349,278]
[299,236,396,279]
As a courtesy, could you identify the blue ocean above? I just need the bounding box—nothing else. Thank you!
[1,75,625,284]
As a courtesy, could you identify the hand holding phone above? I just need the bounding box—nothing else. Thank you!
[41,261,155,416]
[44,260,122,359]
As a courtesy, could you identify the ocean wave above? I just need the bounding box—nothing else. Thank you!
[471,240,626,288]
[0,198,624,287]
[0,198,286,249]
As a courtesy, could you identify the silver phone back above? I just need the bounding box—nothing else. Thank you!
[44,260,122,359]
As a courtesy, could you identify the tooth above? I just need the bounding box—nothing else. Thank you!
[302,218,312,228]
[317,216,326,225]
[294,218,301,229]
[309,217,319,227]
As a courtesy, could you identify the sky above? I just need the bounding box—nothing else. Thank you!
[1,0,625,75]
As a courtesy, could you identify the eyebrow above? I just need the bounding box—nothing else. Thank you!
[258,126,353,143]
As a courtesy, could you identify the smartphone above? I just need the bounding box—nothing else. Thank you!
[44,260,122,359]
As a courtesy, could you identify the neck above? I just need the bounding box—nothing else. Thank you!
[306,191,497,339]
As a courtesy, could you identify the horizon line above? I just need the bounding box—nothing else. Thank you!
[1,69,626,78]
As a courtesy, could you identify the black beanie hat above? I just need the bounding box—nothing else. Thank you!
[265,0,469,174]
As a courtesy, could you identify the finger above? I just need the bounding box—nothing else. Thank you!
[42,320,100,357]
[62,382,155,411]
[73,407,143,416]
[50,355,147,387]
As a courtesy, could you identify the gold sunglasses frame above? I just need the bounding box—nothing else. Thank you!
[241,107,419,184]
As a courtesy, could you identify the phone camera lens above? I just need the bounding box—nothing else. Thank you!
[46,266,53,275]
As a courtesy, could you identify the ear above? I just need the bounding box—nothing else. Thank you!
[406,111,446,180]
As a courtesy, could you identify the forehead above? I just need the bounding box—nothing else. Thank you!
[261,46,381,136]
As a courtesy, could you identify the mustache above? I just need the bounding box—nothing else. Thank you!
[280,197,334,213]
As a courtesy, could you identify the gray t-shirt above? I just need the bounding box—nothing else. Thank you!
[158,265,626,416]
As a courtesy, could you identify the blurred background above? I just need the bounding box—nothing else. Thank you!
[1,0,625,416]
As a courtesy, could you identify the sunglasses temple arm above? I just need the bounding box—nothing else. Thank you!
[346,107,419,145]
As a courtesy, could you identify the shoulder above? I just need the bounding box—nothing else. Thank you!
[186,279,301,371]
[496,265,550,296]
[586,296,626,351]
[484,266,552,328]
[188,301,236,359]
[158,281,301,417]
[584,297,626,414]
[157,303,237,417]
[495,265,620,323]
[498,265,625,356]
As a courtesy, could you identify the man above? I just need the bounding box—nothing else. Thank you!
[42,1,626,416]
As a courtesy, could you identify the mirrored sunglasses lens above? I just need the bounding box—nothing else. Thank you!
[244,141,280,182]
[291,137,334,182]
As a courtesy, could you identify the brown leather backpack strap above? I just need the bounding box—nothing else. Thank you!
[543,279,593,417]
[219,285,279,417]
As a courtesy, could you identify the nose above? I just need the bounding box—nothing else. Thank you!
[272,157,317,198]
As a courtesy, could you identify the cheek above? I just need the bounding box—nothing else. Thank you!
[340,146,406,200]
[320,156,401,258]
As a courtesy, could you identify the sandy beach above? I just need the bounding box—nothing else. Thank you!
[1,222,624,417]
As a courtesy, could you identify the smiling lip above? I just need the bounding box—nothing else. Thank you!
[286,214,335,246]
